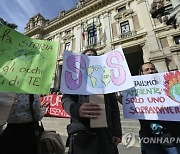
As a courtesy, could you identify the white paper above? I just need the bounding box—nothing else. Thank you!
[60,46,134,94]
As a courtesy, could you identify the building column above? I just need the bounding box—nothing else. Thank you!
[103,12,112,52]
[172,51,180,69]
[137,0,169,72]
[96,27,100,44]
[141,43,150,62]
[137,0,161,53]
[76,24,82,52]
[167,35,180,69]
[167,36,174,46]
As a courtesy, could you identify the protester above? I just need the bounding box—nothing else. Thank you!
[62,48,122,154]
[139,62,180,154]
[0,94,48,154]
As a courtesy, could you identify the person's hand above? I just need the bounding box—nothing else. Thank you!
[79,103,101,119]
[112,136,121,145]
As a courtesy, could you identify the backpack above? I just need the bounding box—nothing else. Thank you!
[38,130,65,154]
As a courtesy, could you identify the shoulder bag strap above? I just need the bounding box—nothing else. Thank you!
[29,94,35,122]
[29,94,44,137]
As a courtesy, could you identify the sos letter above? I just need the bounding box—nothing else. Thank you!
[106,50,126,85]
[65,55,86,90]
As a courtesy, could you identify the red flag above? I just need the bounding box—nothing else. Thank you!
[82,26,85,40]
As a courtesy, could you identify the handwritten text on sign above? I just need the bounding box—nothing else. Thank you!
[60,47,134,95]
[0,25,58,94]
[40,94,70,118]
[122,70,180,121]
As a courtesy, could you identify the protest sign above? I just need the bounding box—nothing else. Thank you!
[122,70,180,121]
[60,47,134,94]
[40,94,70,118]
[0,25,58,94]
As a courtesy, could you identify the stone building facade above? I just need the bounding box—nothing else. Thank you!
[24,0,180,90]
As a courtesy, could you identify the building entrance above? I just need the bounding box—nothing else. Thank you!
[124,45,144,76]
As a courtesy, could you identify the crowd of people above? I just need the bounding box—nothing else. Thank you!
[0,48,179,154]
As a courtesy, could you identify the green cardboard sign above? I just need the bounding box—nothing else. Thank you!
[0,25,58,94]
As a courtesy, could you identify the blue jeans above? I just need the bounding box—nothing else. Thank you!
[165,147,180,154]
[142,143,180,154]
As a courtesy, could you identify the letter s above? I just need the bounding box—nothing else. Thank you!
[106,50,126,85]
[65,55,86,90]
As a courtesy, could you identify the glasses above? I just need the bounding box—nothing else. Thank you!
[142,67,156,73]
[86,53,96,56]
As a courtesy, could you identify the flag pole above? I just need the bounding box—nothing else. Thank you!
[80,19,82,53]
[92,15,95,45]
[53,32,62,92]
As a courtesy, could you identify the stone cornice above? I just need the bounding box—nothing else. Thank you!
[118,32,146,42]
[25,0,117,36]
[154,26,180,37]
[114,9,133,20]
[170,45,180,52]
[44,1,105,31]
[137,0,146,5]
[62,33,74,41]
[111,32,147,48]
[149,54,168,62]
[154,25,175,33]
[24,25,43,36]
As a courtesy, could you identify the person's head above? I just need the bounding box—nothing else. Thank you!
[50,88,55,94]
[82,48,97,56]
[139,62,158,75]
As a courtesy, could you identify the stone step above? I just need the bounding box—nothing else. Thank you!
[121,123,140,130]
[122,126,140,134]
[121,118,139,122]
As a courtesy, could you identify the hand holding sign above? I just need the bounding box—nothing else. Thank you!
[79,102,101,119]
[89,95,108,128]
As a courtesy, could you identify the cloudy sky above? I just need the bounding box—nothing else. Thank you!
[0,0,79,33]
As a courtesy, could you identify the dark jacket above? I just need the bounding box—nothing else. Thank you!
[139,119,180,147]
[62,93,122,138]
